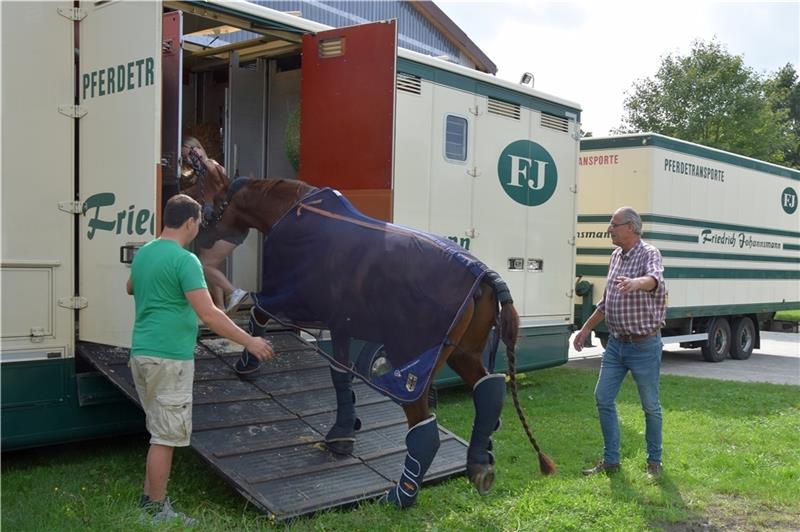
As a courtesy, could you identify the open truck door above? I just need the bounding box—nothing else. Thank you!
[299,20,397,221]
[78,2,164,346]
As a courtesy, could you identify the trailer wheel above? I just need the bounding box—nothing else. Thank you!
[730,317,755,360]
[701,318,731,362]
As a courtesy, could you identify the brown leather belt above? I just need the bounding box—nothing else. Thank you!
[614,331,658,343]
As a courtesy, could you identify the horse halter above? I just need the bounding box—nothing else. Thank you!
[186,147,228,228]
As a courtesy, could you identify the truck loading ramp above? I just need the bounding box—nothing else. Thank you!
[77,328,468,520]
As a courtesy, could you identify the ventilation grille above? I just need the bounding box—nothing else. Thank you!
[318,37,345,58]
[396,73,422,95]
[488,98,521,120]
[540,112,569,132]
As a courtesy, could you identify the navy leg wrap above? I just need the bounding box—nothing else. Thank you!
[384,416,440,509]
[234,310,269,377]
[467,374,506,466]
[325,366,360,454]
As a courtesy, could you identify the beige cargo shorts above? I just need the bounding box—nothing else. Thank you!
[130,356,194,447]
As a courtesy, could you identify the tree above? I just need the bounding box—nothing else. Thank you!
[764,63,800,168]
[618,40,793,166]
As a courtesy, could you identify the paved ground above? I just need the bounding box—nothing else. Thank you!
[566,331,800,386]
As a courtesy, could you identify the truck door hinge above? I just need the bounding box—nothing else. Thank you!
[58,200,83,214]
[466,167,481,177]
[569,184,578,193]
[58,296,88,310]
[468,105,482,116]
[465,228,478,238]
[567,236,576,246]
[565,288,574,298]
[58,105,87,119]
[57,6,87,21]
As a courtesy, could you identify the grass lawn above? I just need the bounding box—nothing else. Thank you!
[2,367,799,531]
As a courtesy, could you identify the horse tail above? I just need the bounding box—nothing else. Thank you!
[500,302,557,476]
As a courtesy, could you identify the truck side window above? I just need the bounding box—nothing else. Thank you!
[444,114,468,162]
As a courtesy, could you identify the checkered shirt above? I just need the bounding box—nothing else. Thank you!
[597,239,667,336]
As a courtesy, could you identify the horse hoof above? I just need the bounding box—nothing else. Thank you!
[234,351,261,377]
[468,463,496,495]
[381,488,416,509]
[325,439,354,455]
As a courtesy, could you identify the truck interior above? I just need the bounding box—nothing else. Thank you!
[164,2,396,292]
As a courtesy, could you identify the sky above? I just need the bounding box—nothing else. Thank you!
[436,1,800,136]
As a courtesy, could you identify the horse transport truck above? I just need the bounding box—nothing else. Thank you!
[575,133,800,362]
[1,1,580,517]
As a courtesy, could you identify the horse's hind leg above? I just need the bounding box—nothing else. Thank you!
[447,284,506,495]
[234,307,270,378]
[384,299,475,509]
[466,374,505,494]
[325,331,361,455]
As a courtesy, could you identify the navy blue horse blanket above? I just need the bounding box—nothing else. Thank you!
[253,188,489,403]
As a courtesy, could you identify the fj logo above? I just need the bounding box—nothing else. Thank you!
[497,140,558,206]
[782,187,797,214]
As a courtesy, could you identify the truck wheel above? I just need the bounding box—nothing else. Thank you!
[701,318,731,362]
[730,317,755,360]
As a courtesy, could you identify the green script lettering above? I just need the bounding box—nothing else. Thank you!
[84,192,155,239]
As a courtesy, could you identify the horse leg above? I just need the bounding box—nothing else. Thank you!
[234,307,270,377]
[325,330,361,455]
[383,299,475,509]
[383,413,440,509]
[447,284,506,494]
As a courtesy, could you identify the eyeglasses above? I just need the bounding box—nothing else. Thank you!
[608,221,631,228]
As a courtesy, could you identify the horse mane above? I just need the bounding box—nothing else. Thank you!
[225,177,314,234]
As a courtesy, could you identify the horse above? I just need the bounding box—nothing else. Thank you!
[215,177,556,508]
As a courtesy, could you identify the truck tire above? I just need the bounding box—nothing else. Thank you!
[730,317,755,360]
[701,318,731,362]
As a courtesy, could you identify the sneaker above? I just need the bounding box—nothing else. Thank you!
[581,461,620,476]
[141,497,196,526]
[225,288,249,314]
[646,462,663,479]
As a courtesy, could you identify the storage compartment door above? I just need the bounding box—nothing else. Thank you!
[1,2,74,359]
[78,1,161,346]
[299,20,396,221]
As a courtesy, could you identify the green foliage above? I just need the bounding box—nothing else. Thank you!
[764,63,800,168]
[619,40,798,167]
[284,105,301,172]
[2,368,799,530]
[774,309,800,321]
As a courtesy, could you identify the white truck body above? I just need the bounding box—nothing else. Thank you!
[576,133,800,360]
[1,0,580,449]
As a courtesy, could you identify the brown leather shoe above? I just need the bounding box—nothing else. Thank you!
[646,462,663,478]
[581,461,620,476]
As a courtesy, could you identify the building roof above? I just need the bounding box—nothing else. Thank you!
[409,1,496,74]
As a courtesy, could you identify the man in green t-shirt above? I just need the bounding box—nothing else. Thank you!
[127,194,273,525]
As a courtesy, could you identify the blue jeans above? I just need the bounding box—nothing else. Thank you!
[594,334,663,464]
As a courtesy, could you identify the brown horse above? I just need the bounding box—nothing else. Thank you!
[218,178,555,508]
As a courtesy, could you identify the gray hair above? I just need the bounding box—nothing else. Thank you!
[616,206,642,235]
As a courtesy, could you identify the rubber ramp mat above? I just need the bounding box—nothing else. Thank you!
[76,331,468,520]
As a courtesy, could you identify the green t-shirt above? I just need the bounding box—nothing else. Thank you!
[130,239,207,360]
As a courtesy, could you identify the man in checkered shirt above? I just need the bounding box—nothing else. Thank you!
[573,206,667,479]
